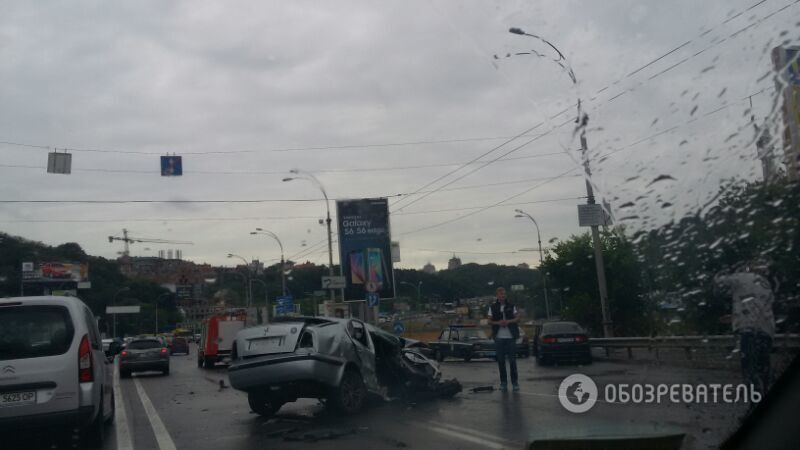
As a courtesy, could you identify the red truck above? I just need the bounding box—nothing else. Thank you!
[197,311,247,369]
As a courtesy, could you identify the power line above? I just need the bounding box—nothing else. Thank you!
[0,132,550,156]
[397,166,580,236]
[0,149,565,176]
[0,195,585,223]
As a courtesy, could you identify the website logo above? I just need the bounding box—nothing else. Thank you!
[558,374,598,413]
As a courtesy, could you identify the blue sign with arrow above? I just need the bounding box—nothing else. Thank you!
[366,292,380,307]
[275,295,294,315]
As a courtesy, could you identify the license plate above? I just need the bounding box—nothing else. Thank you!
[557,338,575,343]
[249,336,285,351]
[0,391,36,407]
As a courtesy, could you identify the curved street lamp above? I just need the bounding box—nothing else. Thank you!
[514,209,550,319]
[508,27,612,336]
[227,253,252,307]
[399,281,422,303]
[283,169,336,305]
[250,229,286,296]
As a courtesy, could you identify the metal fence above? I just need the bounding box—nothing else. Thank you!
[589,334,800,360]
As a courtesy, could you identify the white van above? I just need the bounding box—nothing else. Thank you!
[0,296,114,447]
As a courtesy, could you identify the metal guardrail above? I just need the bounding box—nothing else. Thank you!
[589,334,800,360]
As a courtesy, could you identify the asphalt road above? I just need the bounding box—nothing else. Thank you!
[90,345,749,450]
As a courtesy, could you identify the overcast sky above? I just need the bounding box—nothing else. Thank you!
[0,0,796,271]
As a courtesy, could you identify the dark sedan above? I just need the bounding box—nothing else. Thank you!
[534,321,592,365]
[169,337,190,355]
[120,337,170,377]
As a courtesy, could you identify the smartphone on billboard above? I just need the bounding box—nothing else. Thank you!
[367,248,385,286]
[349,251,366,284]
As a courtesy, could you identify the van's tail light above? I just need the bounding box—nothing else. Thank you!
[542,337,556,344]
[120,350,128,358]
[78,335,93,383]
[160,348,168,354]
[575,335,588,343]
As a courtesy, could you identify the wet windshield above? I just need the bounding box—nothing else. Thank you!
[0,1,798,449]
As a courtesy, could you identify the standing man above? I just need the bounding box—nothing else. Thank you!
[488,287,520,392]
[715,261,775,393]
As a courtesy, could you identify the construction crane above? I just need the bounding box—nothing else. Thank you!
[108,228,193,257]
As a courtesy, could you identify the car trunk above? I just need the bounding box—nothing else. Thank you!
[0,304,80,417]
[237,323,304,358]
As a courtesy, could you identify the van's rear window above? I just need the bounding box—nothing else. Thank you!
[0,305,75,361]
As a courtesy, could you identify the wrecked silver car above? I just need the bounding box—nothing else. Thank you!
[227,317,460,417]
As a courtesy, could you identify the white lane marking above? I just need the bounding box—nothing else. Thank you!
[411,422,507,449]
[133,377,177,450]
[113,362,134,450]
[410,420,518,449]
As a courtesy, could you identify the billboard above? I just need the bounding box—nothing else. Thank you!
[336,198,394,300]
[23,262,89,283]
[773,46,800,179]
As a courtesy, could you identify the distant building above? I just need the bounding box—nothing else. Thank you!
[517,262,530,269]
[422,262,436,274]
[772,45,800,180]
[447,254,462,270]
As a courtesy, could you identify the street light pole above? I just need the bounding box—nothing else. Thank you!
[509,27,613,336]
[112,287,130,338]
[227,254,252,307]
[250,279,270,324]
[251,229,286,296]
[283,169,337,309]
[154,292,170,335]
[514,210,550,319]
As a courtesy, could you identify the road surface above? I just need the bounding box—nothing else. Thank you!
[17,345,751,449]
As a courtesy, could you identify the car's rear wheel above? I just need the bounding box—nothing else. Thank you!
[203,357,214,368]
[163,365,170,375]
[197,354,203,368]
[463,354,472,362]
[536,354,549,366]
[331,369,366,414]
[81,402,105,449]
[248,392,283,417]
[435,350,444,362]
[120,369,131,378]
[105,392,115,425]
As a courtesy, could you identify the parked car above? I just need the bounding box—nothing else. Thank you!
[0,296,115,447]
[533,321,592,365]
[228,317,460,417]
[169,337,190,355]
[119,337,170,377]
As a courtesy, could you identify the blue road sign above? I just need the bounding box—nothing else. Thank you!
[160,156,183,176]
[366,292,380,307]
[276,295,294,315]
[393,321,405,335]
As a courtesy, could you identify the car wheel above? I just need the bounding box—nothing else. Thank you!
[463,354,472,362]
[81,402,105,449]
[104,392,115,425]
[120,369,131,378]
[197,355,203,368]
[536,355,547,366]
[203,357,214,369]
[331,369,366,414]
[163,366,170,375]
[435,350,444,362]
[248,392,282,417]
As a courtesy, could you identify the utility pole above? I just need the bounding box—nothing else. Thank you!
[581,133,613,337]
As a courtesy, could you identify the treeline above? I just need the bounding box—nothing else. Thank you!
[541,178,800,337]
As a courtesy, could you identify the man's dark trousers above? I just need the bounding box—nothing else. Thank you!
[495,338,518,386]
